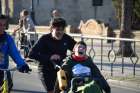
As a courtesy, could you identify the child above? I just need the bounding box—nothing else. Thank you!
[13,9,37,49]
[0,15,31,92]
[61,41,111,93]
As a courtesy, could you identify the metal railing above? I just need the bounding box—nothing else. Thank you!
[9,31,140,77]
[70,34,140,77]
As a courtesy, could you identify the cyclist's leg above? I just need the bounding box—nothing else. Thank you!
[7,71,13,91]
[29,33,36,47]
[20,33,25,49]
[23,35,29,58]
[23,34,34,58]
[24,46,29,58]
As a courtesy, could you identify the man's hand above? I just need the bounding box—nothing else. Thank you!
[50,54,61,61]
[18,64,32,73]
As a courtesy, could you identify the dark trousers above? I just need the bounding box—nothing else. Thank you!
[38,69,57,92]
[21,33,27,46]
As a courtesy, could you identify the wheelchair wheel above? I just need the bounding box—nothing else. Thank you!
[69,79,102,93]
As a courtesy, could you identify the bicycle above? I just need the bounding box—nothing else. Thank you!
[23,31,38,58]
[13,31,37,58]
[0,67,17,93]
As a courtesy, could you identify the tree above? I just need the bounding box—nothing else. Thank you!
[112,0,140,29]
[132,0,140,29]
[117,0,135,57]
[112,0,122,28]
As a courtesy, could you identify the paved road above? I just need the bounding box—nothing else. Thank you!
[10,67,140,93]
[111,85,140,93]
[11,69,46,93]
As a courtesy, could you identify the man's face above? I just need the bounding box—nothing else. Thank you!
[74,44,86,56]
[0,19,7,35]
[51,27,64,40]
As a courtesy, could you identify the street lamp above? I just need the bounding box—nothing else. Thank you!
[92,0,103,19]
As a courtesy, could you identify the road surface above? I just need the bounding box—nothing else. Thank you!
[10,67,140,93]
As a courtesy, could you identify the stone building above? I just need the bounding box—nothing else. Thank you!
[1,0,118,28]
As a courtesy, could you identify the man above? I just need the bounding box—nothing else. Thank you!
[0,15,31,92]
[29,18,76,93]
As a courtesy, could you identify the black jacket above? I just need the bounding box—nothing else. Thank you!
[29,33,76,70]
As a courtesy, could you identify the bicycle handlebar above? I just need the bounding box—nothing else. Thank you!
[51,60,61,70]
[0,67,17,71]
[0,65,32,73]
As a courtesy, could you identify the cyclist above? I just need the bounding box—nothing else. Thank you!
[0,15,31,92]
[13,9,36,49]
[29,18,76,93]
[61,41,111,93]
[52,9,61,19]
[50,9,62,26]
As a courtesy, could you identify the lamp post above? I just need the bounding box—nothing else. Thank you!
[92,0,103,19]
[31,0,35,24]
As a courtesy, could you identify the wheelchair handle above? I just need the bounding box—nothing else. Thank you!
[51,60,61,70]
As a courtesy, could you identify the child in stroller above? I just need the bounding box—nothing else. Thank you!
[55,41,111,93]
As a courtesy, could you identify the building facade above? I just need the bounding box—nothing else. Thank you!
[1,0,118,28]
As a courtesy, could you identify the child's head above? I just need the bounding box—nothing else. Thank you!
[20,9,29,17]
[52,9,60,18]
[73,41,87,57]
[0,15,8,34]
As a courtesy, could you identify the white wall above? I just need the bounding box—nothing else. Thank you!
[12,0,118,28]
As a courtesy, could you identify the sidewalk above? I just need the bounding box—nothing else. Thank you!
[101,70,140,90]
